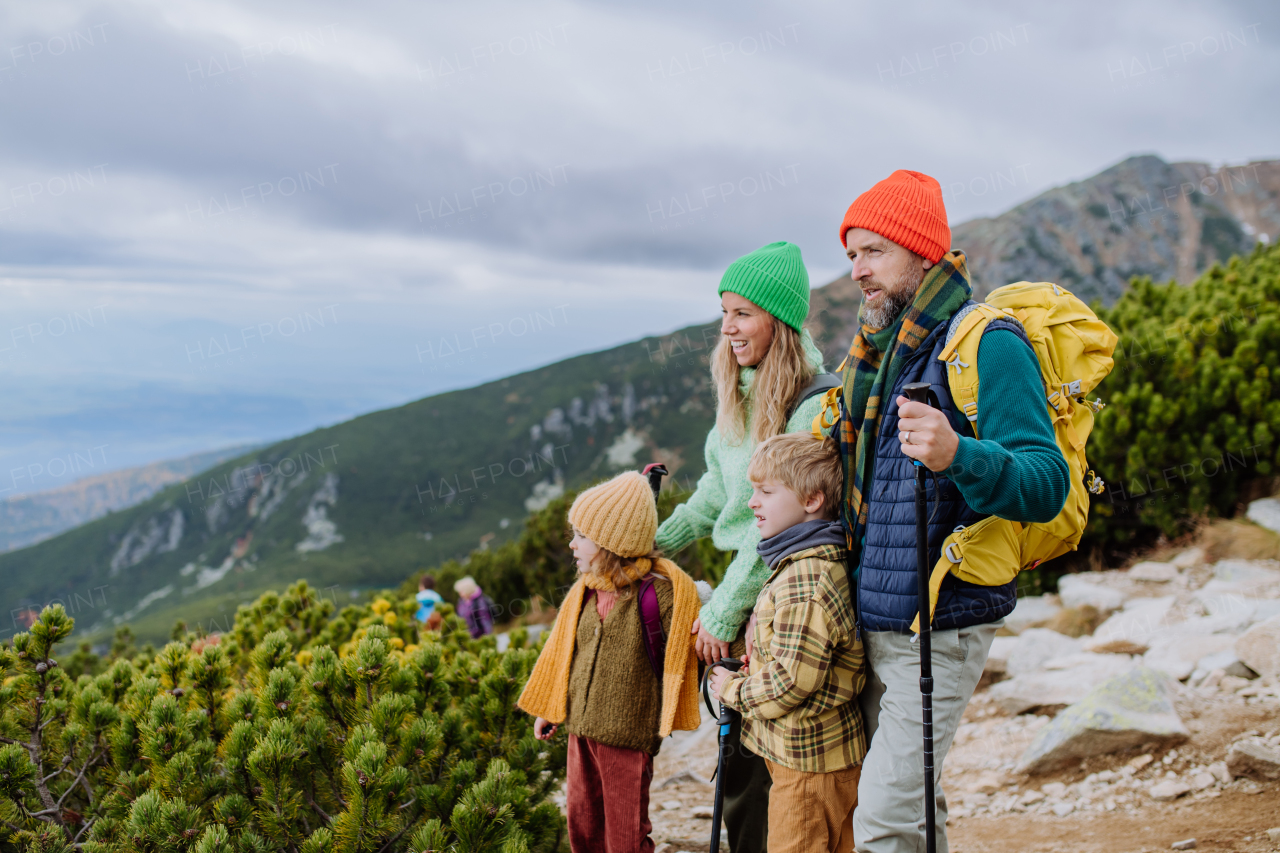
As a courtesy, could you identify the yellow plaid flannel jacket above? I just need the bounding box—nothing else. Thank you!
[719,542,866,773]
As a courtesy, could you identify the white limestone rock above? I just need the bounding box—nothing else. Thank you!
[1246,497,1280,535]
[1191,583,1278,631]
[1084,597,1176,654]
[1149,779,1191,802]
[985,635,1021,677]
[1058,575,1127,613]
[1188,771,1216,791]
[1211,559,1280,585]
[1017,667,1188,774]
[1005,628,1082,676]
[1226,739,1280,781]
[1006,595,1063,634]
[1235,615,1280,678]
[991,653,1136,715]
[1143,633,1236,681]
[1170,548,1205,569]
[1129,561,1178,582]
[1189,648,1257,684]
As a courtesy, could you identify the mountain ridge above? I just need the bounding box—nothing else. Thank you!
[956,155,1279,303]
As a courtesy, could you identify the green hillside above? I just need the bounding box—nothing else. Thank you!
[0,318,727,645]
[1088,241,1280,547]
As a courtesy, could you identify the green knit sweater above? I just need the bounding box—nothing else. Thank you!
[655,332,827,642]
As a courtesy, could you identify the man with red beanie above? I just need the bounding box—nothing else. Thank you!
[829,171,1069,853]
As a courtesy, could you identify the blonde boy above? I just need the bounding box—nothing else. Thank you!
[708,433,866,853]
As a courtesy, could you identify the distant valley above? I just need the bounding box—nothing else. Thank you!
[0,445,258,552]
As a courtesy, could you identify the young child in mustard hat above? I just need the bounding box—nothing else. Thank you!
[518,470,702,853]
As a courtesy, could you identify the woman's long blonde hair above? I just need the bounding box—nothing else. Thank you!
[711,319,815,446]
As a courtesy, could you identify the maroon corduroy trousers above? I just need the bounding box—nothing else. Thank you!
[567,734,655,853]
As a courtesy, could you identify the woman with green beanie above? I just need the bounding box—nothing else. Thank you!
[655,240,831,853]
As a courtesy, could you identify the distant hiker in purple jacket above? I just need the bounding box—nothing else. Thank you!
[454,575,496,638]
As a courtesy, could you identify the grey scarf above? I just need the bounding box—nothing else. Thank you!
[756,519,847,570]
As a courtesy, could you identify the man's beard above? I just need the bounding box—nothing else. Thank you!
[859,266,924,330]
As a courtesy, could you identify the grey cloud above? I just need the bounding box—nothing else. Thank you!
[2,0,1276,279]
[0,0,1275,479]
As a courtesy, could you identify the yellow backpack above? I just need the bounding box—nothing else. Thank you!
[908,281,1119,631]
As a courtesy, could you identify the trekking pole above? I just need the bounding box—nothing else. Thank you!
[700,657,745,853]
[902,382,937,853]
[642,463,669,500]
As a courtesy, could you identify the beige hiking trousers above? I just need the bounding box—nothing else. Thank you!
[853,621,1000,853]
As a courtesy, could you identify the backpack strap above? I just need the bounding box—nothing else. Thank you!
[786,372,841,422]
[638,576,666,681]
[937,304,1030,438]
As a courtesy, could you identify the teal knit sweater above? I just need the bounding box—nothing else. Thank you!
[946,328,1068,521]
[859,322,1066,522]
[655,332,828,642]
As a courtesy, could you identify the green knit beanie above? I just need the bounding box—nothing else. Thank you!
[717,241,810,331]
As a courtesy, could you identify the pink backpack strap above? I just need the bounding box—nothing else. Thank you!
[638,576,666,680]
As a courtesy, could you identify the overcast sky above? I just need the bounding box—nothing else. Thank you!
[0,0,1276,493]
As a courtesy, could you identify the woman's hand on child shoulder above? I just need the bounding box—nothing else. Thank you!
[533,717,558,741]
[692,617,731,667]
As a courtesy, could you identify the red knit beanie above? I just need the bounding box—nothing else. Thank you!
[839,170,950,263]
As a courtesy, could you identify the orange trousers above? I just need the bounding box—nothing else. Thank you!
[764,760,861,853]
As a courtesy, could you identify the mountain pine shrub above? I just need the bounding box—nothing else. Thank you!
[1088,241,1280,547]
[0,583,566,852]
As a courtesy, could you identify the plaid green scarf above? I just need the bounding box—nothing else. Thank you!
[835,251,973,557]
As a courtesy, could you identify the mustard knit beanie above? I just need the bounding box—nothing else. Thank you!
[567,471,658,558]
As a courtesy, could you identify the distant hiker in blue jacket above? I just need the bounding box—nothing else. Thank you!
[415,574,443,632]
[833,170,1069,853]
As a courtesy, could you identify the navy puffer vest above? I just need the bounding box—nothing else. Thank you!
[856,310,1032,633]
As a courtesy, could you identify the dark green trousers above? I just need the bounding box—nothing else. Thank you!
[720,714,771,853]
[712,605,771,853]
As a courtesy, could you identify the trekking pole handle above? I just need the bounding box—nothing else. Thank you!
[903,382,931,405]
[700,657,745,720]
[902,383,931,468]
[642,462,669,500]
